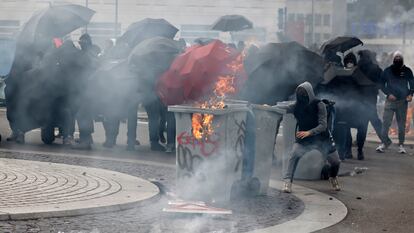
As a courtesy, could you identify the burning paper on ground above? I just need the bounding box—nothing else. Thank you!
[163,200,232,215]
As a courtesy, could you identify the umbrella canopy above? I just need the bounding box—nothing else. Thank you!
[321,36,363,54]
[128,37,183,84]
[118,18,178,48]
[239,41,324,105]
[156,40,246,105]
[18,4,95,50]
[211,15,253,32]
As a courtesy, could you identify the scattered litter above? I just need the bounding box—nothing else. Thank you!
[163,200,232,215]
[82,172,86,176]
[339,167,369,177]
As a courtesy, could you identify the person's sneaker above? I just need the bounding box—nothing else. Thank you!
[71,142,92,150]
[151,143,165,152]
[6,132,17,142]
[63,136,74,145]
[15,131,25,144]
[126,144,135,151]
[103,140,115,148]
[282,181,292,193]
[357,150,364,160]
[159,134,166,144]
[398,145,407,154]
[329,177,341,191]
[376,144,386,153]
[165,144,176,153]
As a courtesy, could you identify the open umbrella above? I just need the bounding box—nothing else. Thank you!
[118,18,178,48]
[320,36,363,55]
[211,15,253,32]
[128,37,183,84]
[156,40,246,105]
[240,41,324,105]
[18,4,95,50]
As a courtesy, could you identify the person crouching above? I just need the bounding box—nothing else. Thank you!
[282,82,341,193]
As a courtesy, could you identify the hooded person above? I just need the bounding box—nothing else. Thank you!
[376,51,414,154]
[343,52,357,68]
[280,82,341,193]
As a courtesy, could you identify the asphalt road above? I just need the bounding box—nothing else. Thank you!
[0,108,413,232]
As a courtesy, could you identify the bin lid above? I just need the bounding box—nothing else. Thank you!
[251,104,285,114]
[168,104,249,115]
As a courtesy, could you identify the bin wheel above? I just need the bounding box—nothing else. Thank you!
[41,126,55,144]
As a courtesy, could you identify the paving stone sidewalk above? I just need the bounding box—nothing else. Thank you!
[0,151,304,233]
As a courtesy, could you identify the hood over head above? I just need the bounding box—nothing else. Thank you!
[296,81,315,104]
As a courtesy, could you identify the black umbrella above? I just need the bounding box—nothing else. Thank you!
[128,37,183,84]
[239,42,324,105]
[211,15,253,32]
[18,4,95,50]
[118,18,178,48]
[321,36,363,54]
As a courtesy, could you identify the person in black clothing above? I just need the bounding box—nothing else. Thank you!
[353,50,384,159]
[281,82,341,193]
[376,51,414,154]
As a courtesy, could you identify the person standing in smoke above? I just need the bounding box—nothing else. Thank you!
[355,50,384,159]
[376,51,414,154]
[281,82,341,193]
[72,33,99,150]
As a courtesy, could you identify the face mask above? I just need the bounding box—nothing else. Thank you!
[393,58,403,68]
[296,94,309,104]
[346,63,355,68]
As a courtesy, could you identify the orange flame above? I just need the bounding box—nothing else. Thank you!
[389,106,414,135]
[191,50,244,140]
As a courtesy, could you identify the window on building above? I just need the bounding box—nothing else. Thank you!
[297,13,304,23]
[180,24,219,43]
[306,14,313,26]
[314,14,322,26]
[314,33,321,43]
[288,13,295,22]
[304,32,312,45]
[323,14,331,26]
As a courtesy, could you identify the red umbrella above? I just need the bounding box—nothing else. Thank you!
[157,40,246,105]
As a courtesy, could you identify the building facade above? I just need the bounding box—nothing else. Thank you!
[0,0,286,46]
[285,0,347,47]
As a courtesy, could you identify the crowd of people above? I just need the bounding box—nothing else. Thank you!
[4,32,414,194]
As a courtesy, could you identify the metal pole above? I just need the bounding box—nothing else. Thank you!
[85,0,89,33]
[311,0,315,46]
[403,22,407,51]
[114,0,118,37]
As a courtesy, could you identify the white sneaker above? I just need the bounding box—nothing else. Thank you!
[376,144,385,153]
[398,145,407,154]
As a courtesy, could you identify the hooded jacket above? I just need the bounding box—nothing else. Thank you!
[284,82,328,142]
[381,53,414,100]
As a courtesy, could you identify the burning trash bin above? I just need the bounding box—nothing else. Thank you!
[169,104,249,203]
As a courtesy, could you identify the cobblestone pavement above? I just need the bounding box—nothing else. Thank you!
[0,151,304,233]
[0,158,158,220]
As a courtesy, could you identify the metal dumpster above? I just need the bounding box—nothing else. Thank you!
[169,104,249,203]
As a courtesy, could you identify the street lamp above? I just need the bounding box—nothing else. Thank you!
[114,0,118,37]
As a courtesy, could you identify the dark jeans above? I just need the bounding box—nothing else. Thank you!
[76,102,94,142]
[381,99,408,145]
[144,99,162,145]
[102,103,139,145]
